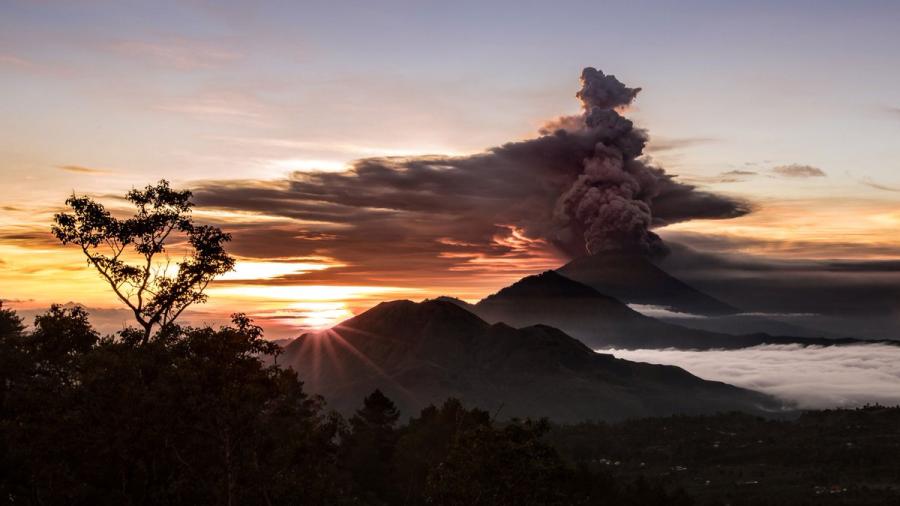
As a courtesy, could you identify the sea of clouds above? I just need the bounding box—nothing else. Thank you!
[604,344,900,409]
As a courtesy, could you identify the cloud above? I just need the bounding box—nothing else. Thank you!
[627,304,707,319]
[0,226,59,247]
[605,344,900,410]
[680,169,759,185]
[57,165,113,175]
[650,237,900,339]
[660,233,900,271]
[111,38,242,70]
[716,169,757,182]
[772,164,826,178]
[861,177,900,192]
[645,137,719,153]
[193,68,750,281]
[0,53,66,77]
[0,298,33,304]
[576,67,641,109]
[8,302,236,336]
[0,54,36,69]
[156,90,269,123]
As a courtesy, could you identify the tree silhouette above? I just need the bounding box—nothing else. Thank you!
[351,389,401,430]
[0,302,24,339]
[52,180,234,343]
[341,389,401,503]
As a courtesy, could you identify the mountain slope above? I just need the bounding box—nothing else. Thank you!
[558,253,739,316]
[472,271,744,349]
[469,271,890,350]
[278,299,780,422]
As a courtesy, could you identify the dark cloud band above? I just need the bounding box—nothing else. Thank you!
[194,68,751,273]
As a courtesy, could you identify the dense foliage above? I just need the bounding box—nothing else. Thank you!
[0,304,688,505]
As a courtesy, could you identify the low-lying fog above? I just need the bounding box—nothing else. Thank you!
[604,344,900,409]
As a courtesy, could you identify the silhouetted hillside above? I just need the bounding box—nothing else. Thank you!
[0,303,700,505]
[279,299,780,422]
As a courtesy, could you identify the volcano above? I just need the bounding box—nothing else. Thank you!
[473,270,734,349]
[278,299,779,422]
[558,253,739,316]
[467,270,880,350]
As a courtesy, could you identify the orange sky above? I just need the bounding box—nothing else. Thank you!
[3,1,900,338]
[3,190,899,338]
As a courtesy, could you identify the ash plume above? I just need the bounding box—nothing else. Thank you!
[195,68,750,266]
[577,67,641,111]
[550,68,729,256]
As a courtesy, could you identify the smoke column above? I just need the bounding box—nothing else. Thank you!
[553,68,671,255]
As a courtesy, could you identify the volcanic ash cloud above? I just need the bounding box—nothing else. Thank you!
[194,68,751,268]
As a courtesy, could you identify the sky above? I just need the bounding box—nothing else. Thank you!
[2,0,899,338]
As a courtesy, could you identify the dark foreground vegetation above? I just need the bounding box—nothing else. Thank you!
[0,304,690,505]
[2,304,899,505]
[549,407,900,505]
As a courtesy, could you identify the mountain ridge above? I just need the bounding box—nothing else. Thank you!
[467,270,895,349]
[473,270,747,349]
[278,299,781,422]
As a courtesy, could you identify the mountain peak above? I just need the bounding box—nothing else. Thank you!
[278,293,779,422]
[340,299,487,333]
[480,270,617,302]
[558,253,738,315]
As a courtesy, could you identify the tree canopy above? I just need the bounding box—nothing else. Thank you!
[52,180,234,342]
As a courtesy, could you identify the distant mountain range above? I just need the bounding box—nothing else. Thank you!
[557,253,826,338]
[278,299,780,422]
[462,270,885,350]
[276,253,896,422]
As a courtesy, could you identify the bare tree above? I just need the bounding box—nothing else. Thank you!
[52,180,235,343]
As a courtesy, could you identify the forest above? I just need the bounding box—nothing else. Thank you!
[0,303,691,505]
[2,303,899,505]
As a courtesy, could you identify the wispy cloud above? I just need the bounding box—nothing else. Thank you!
[111,38,242,70]
[645,136,719,152]
[772,164,826,178]
[213,136,468,158]
[861,177,900,192]
[0,53,66,77]
[57,165,113,175]
[0,297,33,304]
[0,52,78,79]
[156,91,268,123]
[605,344,900,409]
[0,53,36,70]
[712,169,758,183]
[0,226,58,247]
